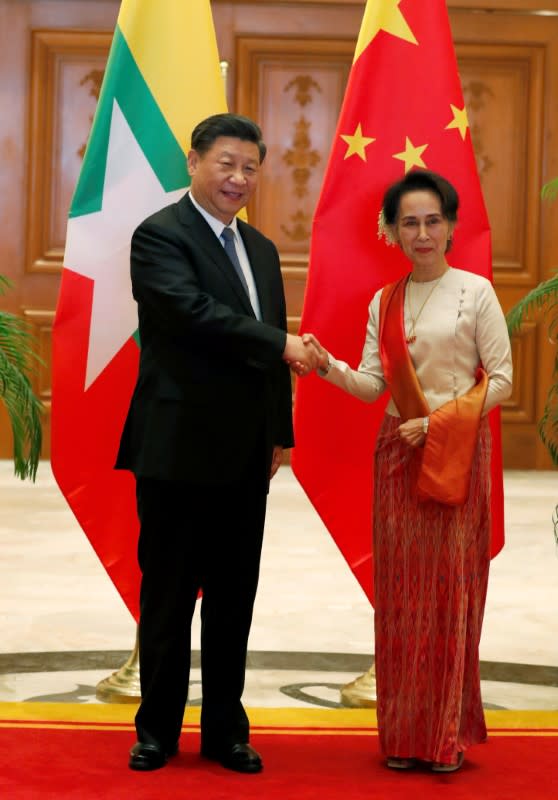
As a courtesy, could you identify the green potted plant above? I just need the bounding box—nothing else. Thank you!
[506,178,558,467]
[0,275,43,480]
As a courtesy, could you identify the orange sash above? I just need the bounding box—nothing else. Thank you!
[379,277,488,506]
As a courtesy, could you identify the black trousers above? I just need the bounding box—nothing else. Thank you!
[134,476,267,752]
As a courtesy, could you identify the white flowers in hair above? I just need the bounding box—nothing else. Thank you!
[377,208,396,246]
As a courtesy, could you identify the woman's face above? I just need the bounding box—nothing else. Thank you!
[393,190,454,271]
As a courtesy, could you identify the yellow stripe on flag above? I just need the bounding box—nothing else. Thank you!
[118,0,227,153]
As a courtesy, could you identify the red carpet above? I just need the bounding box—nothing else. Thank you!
[0,705,556,799]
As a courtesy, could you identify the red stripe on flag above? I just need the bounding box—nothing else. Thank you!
[51,269,140,618]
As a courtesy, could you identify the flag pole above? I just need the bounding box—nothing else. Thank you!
[95,626,141,702]
[340,662,376,708]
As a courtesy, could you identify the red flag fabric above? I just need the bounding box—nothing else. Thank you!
[50,1,227,619]
[292,0,505,605]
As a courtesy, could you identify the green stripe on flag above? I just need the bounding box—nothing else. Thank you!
[70,26,189,218]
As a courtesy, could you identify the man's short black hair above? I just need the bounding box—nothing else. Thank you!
[190,113,267,163]
[382,170,459,225]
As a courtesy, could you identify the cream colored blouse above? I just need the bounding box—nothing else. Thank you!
[322,267,513,416]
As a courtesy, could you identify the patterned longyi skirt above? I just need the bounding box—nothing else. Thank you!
[373,414,492,765]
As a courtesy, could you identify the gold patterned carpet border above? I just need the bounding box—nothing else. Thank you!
[1,703,557,736]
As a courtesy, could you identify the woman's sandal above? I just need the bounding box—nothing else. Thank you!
[431,751,464,773]
[386,757,418,770]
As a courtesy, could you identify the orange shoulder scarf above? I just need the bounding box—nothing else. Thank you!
[379,276,488,506]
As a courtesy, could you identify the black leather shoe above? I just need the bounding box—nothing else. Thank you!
[129,741,178,771]
[202,742,263,774]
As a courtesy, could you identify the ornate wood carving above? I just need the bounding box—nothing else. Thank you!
[77,69,105,159]
[236,35,353,288]
[26,31,111,274]
[456,43,545,287]
[280,76,322,243]
[461,81,495,179]
[282,116,321,200]
[284,75,322,107]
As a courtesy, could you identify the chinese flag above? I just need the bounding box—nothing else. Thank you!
[292,0,504,605]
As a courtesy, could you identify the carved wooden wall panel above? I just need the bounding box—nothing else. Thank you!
[26,30,111,274]
[503,322,537,423]
[451,11,558,467]
[457,44,544,285]
[236,36,353,332]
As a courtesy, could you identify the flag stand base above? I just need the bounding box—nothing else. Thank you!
[96,628,141,703]
[340,662,377,708]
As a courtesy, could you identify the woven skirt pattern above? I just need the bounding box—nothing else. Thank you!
[373,414,492,764]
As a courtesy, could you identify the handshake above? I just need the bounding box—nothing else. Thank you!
[283,333,326,377]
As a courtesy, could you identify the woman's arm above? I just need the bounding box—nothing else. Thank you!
[302,295,386,403]
[476,281,513,414]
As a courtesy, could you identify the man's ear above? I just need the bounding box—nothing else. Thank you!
[187,149,198,177]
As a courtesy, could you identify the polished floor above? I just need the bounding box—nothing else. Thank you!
[0,460,557,710]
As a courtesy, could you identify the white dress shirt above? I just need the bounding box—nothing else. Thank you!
[188,191,262,320]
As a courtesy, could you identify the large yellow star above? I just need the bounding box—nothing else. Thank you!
[445,104,469,140]
[340,123,376,161]
[354,0,418,62]
[393,137,428,173]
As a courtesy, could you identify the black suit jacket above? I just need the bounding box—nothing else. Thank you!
[115,194,294,486]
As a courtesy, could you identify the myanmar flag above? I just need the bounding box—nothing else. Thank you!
[292,0,505,604]
[51,0,227,618]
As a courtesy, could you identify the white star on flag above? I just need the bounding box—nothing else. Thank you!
[64,99,186,390]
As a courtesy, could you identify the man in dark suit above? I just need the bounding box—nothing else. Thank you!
[116,114,316,774]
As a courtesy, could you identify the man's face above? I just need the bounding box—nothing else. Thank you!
[187,136,261,224]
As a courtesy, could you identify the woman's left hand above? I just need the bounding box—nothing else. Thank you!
[398,417,426,448]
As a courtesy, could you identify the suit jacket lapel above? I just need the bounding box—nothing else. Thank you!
[177,194,255,317]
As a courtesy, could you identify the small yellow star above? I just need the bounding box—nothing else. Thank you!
[354,0,418,63]
[340,123,376,161]
[393,137,428,173]
[445,104,469,140]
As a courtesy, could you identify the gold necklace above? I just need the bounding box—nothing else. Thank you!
[405,270,447,344]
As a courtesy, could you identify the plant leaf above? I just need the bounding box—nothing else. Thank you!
[0,347,43,480]
[506,272,558,337]
[538,351,558,467]
[541,177,558,202]
[0,287,44,481]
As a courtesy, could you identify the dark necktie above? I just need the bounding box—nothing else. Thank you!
[221,226,250,297]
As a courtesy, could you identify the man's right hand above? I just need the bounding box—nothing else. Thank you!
[283,334,320,375]
[301,333,328,372]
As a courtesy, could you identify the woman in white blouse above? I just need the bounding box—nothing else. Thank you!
[303,171,512,773]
